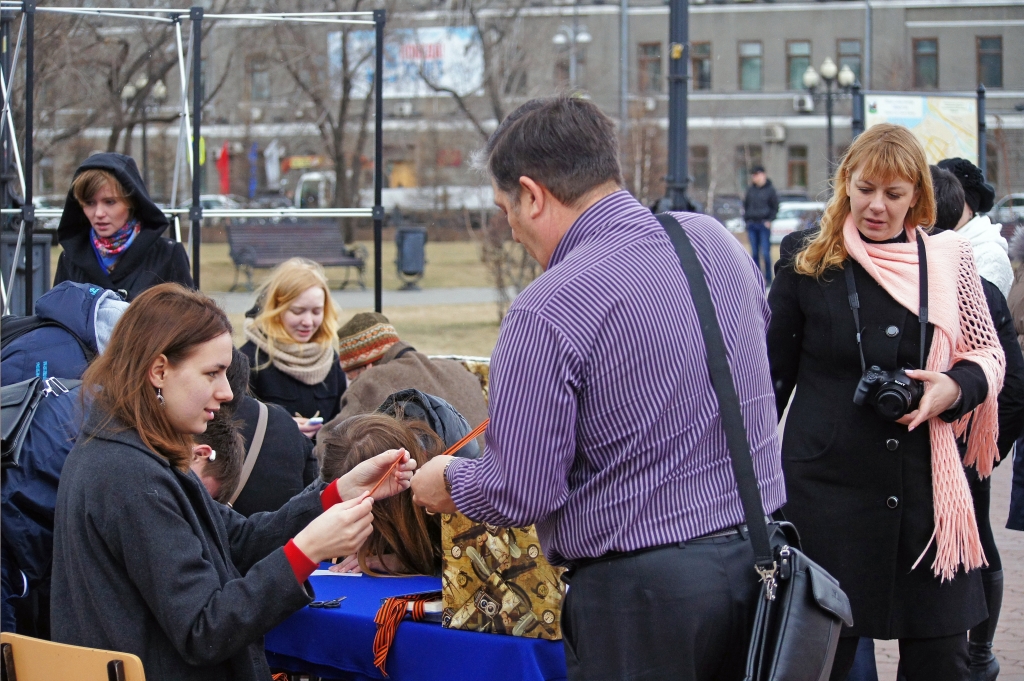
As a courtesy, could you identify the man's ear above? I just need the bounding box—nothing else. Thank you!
[192,444,214,462]
[148,354,169,389]
[519,176,546,219]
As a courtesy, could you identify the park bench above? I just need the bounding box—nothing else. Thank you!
[226,219,367,292]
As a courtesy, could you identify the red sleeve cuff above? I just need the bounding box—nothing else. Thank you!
[284,539,317,584]
[320,479,343,511]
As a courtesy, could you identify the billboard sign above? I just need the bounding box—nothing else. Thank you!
[864,93,978,165]
[330,27,484,100]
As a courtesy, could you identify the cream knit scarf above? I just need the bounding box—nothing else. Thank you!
[244,318,335,386]
[843,214,1005,580]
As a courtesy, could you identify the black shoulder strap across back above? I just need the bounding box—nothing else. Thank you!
[844,231,929,370]
[654,213,775,572]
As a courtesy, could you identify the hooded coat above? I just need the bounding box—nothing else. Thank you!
[1,281,127,385]
[957,214,1012,298]
[53,154,193,301]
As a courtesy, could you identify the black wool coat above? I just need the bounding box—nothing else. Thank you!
[231,395,320,517]
[767,230,989,639]
[51,403,324,681]
[239,341,346,421]
[53,153,193,301]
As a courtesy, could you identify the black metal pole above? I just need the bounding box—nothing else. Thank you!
[373,9,385,313]
[1,10,12,226]
[851,82,864,139]
[977,83,986,178]
[664,0,689,210]
[189,6,202,288]
[825,79,834,176]
[141,101,148,188]
[23,0,34,313]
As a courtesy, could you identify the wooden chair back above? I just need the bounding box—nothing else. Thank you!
[0,633,145,681]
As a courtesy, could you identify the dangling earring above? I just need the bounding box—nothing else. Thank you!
[209,450,217,462]
[156,387,165,406]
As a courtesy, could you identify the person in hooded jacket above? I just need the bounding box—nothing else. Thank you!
[1,281,127,385]
[53,153,193,300]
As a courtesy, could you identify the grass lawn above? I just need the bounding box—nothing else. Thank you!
[227,303,501,358]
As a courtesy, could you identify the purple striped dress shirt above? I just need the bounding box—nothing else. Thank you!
[446,191,786,566]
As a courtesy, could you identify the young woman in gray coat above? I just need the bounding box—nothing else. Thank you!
[50,284,415,681]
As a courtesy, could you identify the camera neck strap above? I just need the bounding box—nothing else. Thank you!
[844,230,929,372]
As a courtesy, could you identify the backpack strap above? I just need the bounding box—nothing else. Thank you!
[228,400,269,507]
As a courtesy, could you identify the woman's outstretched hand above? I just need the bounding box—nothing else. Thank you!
[337,448,416,502]
[293,494,374,564]
[897,370,962,432]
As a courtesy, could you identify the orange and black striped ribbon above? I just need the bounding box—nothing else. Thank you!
[372,593,436,677]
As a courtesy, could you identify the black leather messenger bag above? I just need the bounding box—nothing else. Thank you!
[655,214,854,681]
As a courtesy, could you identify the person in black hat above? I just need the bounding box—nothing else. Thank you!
[937,157,996,222]
[742,165,779,284]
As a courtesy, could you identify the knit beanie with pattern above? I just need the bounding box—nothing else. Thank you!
[337,312,400,371]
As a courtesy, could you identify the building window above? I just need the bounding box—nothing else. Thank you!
[735,144,763,191]
[690,146,709,189]
[913,39,938,89]
[787,41,811,91]
[250,59,270,101]
[788,146,808,188]
[638,42,662,94]
[977,37,1002,88]
[838,40,862,84]
[691,42,711,91]
[739,42,762,91]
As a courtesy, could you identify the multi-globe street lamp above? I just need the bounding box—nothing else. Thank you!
[802,57,857,174]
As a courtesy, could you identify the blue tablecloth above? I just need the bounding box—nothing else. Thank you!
[264,569,568,681]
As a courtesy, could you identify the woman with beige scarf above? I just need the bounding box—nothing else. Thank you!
[767,124,1005,681]
[240,258,346,438]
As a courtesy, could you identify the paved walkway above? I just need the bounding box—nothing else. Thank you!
[874,459,1024,679]
[208,286,505,315]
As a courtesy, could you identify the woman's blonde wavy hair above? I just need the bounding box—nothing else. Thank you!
[251,257,340,353]
[794,123,936,278]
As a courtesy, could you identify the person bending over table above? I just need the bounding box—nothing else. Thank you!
[320,413,447,576]
[50,284,415,681]
[411,97,786,681]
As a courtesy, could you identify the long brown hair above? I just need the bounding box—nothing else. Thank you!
[318,414,445,576]
[795,123,937,278]
[82,283,232,470]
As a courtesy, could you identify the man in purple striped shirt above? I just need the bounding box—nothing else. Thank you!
[411,98,785,680]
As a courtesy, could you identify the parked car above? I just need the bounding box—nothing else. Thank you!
[770,201,825,244]
[993,193,1024,227]
[711,194,745,233]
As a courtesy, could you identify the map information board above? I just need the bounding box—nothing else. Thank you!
[864,94,978,165]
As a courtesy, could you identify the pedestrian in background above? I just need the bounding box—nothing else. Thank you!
[743,164,779,285]
[768,124,1005,680]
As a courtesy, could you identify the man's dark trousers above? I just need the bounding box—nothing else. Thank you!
[746,221,772,284]
[562,533,759,680]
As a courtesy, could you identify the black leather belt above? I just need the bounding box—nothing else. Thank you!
[566,523,754,576]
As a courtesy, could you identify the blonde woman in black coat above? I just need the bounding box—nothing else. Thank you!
[767,125,1005,680]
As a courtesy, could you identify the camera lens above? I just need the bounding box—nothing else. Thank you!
[876,388,910,421]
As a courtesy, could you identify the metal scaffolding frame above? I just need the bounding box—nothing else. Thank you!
[0,3,386,314]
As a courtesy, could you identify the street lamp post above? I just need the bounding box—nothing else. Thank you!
[122,77,168,188]
[552,2,592,91]
[803,58,856,175]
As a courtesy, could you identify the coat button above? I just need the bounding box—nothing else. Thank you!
[886,325,900,337]
[886,438,899,451]
[886,496,899,509]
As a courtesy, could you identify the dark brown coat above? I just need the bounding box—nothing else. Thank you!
[327,342,488,432]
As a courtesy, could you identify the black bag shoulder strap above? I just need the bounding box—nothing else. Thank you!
[1,315,97,363]
[655,213,775,572]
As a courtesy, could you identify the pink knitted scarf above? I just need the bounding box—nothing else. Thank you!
[843,214,1005,580]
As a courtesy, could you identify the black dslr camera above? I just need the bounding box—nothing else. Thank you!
[853,365,923,421]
